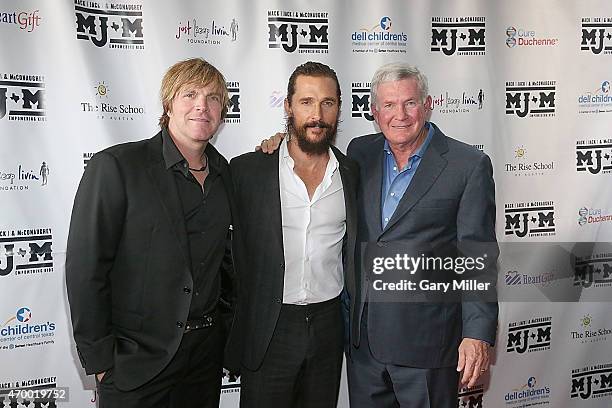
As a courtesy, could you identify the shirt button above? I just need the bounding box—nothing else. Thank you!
[393,166,397,171]
[390,192,395,197]
[384,217,389,222]
[176,321,184,328]
[183,287,191,294]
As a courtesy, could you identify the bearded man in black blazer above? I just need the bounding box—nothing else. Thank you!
[65,58,237,408]
[229,61,359,408]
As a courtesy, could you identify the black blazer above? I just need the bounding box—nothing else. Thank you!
[347,123,499,368]
[227,146,359,371]
[65,131,238,391]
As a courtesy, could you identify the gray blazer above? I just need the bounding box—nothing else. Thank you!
[347,122,498,368]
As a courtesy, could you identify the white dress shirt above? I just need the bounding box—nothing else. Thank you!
[279,139,346,304]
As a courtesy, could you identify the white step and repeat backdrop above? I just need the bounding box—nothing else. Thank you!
[1,0,612,407]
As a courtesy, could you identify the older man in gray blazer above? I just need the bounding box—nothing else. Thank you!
[346,62,498,407]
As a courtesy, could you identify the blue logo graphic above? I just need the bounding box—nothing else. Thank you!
[380,17,392,31]
[16,307,31,323]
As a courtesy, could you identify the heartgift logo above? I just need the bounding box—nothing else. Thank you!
[0,10,42,32]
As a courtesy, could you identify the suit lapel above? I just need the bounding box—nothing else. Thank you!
[262,150,284,256]
[381,128,449,236]
[332,146,357,242]
[146,134,191,268]
[362,136,385,237]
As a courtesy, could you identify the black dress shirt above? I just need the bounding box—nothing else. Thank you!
[162,129,231,319]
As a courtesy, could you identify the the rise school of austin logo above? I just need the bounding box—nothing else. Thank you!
[267,10,328,54]
[504,376,550,406]
[351,81,373,121]
[571,362,612,400]
[505,80,556,118]
[224,81,240,124]
[0,9,42,32]
[506,316,552,354]
[0,162,50,192]
[351,16,407,54]
[431,88,485,114]
[504,145,554,177]
[577,207,612,227]
[504,201,555,238]
[571,314,611,344]
[581,17,612,55]
[505,25,558,48]
[80,80,145,120]
[0,307,56,351]
[575,138,612,174]
[573,252,612,288]
[430,16,485,56]
[0,228,54,277]
[0,73,45,122]
[457,384,484,408]
[578,80,612,114]
[74,0,144,49]
[175,17,239,45]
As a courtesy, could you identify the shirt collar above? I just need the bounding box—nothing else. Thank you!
[161,127,222,173]
[162,127,186,170]
[383,121,433,160]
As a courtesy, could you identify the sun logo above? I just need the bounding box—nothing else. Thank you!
[515,145,526,159]
[580,314,592,328]
[95,81,109,98]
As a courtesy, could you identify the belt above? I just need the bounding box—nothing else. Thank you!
[184,313,216,332]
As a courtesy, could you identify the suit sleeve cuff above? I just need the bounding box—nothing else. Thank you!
[76,334,115,375]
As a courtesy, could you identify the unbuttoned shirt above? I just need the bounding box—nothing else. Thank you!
[279,139,346,305]
[162,128,231,320]
[381,123,434,229]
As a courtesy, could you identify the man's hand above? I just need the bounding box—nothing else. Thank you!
[96,371,106,383]
[255,133,285,154]
[457,338,490,388]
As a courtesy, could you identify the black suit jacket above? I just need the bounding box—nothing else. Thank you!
[228,146,359,371]
[65,131,238,391]
[347,123,498,368]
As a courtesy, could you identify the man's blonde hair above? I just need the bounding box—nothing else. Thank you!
[158,58,229,128]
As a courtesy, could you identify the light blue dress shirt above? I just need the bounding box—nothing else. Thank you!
[381,123,434,229]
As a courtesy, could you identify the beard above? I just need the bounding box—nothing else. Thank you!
[286,115,339,155]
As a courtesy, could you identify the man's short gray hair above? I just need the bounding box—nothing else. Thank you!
[370,62,429,108]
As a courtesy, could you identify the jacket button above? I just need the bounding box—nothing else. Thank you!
[377,242,386,248]
[275,298,281,304]
[280,263,285,269]
[183,287,192,294]
[176,321,184,328]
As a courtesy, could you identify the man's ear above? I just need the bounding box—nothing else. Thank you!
[284,98,291,117]
[424,95,433,111]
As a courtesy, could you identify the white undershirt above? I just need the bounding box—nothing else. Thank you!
[279,139,346,305]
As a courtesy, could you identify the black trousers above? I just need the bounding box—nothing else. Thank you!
[97,322,223,408]
[240,297,344,408]
[347,306,459,408]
